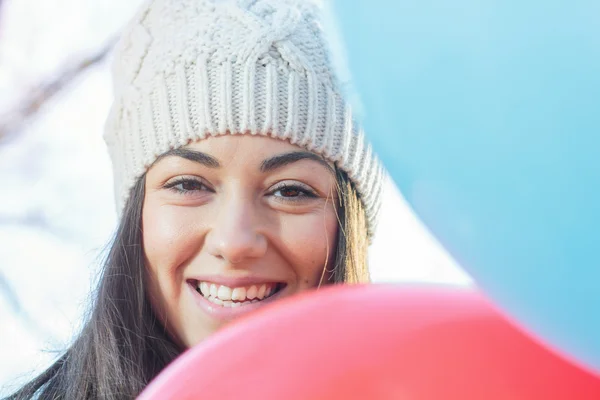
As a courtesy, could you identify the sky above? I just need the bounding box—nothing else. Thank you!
[0,0,471,394]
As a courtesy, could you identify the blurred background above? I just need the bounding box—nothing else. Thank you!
[0,0,471,395]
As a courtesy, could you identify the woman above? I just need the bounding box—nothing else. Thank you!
[8,0,383,398]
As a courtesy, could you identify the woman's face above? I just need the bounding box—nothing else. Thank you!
[142,135,339,347]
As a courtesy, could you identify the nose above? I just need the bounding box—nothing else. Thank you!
[204,194,268,265]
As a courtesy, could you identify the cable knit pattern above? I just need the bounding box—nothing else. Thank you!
[104,0,384,237]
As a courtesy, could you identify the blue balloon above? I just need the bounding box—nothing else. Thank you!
[327,0,600,372]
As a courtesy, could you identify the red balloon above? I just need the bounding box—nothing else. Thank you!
[138,285,600,399]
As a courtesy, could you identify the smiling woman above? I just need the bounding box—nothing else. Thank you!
[142,135,368,347]
[5,0,382,399]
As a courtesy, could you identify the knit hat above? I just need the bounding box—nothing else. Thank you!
[103,0,384,237]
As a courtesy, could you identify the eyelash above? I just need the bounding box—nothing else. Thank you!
[269,183,318,202]
[163,178,318,201]
[163,177,211,194]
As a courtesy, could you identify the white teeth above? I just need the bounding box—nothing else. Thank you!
[231,287,246,301]
[246,285,258,300]
[217,285,232,301]
[200,282,210,296]
[257,284,267,299]
[197,282,280,307]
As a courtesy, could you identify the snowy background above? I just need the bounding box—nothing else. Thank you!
[0,0,471,395]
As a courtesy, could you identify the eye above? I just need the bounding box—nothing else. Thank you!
[270,183,318,201]
[163,177,211,194]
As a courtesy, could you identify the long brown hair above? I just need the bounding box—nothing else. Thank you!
[6,167,369,400]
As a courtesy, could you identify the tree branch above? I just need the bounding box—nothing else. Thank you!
[0,38,116,142]
[0,212,77,242]
[0,270,60,344]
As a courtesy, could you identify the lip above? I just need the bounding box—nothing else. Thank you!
[187,275,285,288]
[186,278,288,321]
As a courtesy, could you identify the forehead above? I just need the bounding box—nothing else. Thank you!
[186,134,302,159]
[150,134,335,175]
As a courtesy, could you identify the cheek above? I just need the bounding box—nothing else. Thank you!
[142,203,208,320]
[277,209,339,283]
[142,202,210,343]
[143,205,204,278]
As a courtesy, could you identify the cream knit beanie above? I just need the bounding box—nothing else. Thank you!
[104,0,384,236]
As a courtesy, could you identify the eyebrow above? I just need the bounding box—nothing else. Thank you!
[261,151,334,173]
[156,148,333,173]
[156,148,220,168]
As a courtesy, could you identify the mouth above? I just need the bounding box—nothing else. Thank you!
[191,280,287,308]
